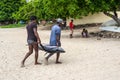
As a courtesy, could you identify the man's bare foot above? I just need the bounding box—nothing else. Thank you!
[21,62,25,68]
[44,58,48,65]
[35,62,42,65]
[55,61,62,64]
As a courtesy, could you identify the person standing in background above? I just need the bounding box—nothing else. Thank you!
[69,19,74,38]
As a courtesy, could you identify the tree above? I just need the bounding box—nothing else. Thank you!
[42,0,120,26]
[0,0,23,24]
[13,0,81,20]
[83,0,120,26]
[13,0,44,21]
[14,0,120,26]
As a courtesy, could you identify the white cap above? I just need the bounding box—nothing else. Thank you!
[57,18,63,23]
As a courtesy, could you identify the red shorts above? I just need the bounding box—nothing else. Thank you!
[70,27,73,30]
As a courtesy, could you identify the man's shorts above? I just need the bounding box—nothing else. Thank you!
[27,40,37,45]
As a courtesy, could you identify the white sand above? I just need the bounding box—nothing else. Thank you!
[0,27,120,80]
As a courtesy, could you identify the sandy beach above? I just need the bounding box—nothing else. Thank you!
[0,26,120,80]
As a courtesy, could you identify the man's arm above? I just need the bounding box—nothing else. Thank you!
[33,28,41,44]
[55,27,61,46]
[56,34,61,46]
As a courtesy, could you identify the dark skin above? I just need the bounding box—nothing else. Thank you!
[82,29,88,38]
[21,20,41,67]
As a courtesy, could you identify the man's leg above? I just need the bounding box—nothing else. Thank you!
[44,53,55,65]
[70,29,73,38]
[56,53,62,64]
[21,45,33,67]
[71,29,73,37]
[33,43,41,65]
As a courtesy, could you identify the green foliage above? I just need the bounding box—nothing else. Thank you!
[0,0,23,22]
[13,0,81,20]
[16,0,120,20]
[1,0,120,22]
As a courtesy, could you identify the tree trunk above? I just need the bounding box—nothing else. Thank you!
[103,11,120,27]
